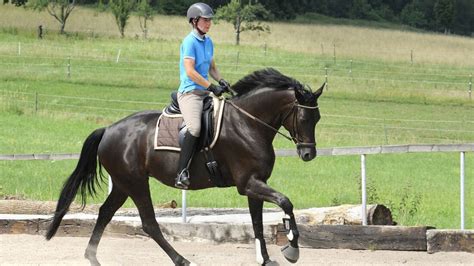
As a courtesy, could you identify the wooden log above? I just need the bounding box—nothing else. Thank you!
[156,200,178,209]
[0,200,177,215]
[294,204,393,226]
[427,230,474,253]
[276,224,430,251]
[0,219,41,234]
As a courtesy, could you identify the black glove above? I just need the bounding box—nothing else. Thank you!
[207,83,224,97]
[218,79,231,92]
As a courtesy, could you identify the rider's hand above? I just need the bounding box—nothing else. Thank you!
[207,84,224,97]
[218,79,231,92]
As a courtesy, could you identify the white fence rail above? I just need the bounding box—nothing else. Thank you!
[1,143,472,228]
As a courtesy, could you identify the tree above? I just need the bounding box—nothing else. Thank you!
[400,1,428,28]
[215,0,270,45]
[434,0,455,34]
[350,0,372,19]
[137,0,154,39]
[109,0,135,38]
[29,0,76,34]
[7,0,28,6]
[452,0,474,35]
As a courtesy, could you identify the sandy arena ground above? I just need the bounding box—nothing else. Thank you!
[1,234,474,265]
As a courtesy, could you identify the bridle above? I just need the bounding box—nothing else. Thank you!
[226,100,319,148]
[281,102,319,148]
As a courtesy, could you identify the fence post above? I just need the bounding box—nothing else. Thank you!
[35,92,38,114]
[361,154,367,226]
[349,59,353,78]
[333,43,336,64]
[264,42,267,56]
[460,151,465,230]
[235,51,240,71]
[325,67,328,91]
[182,190,187,223]
[67,57,71,78]
[116,49,121,63]
[469,74,472,100]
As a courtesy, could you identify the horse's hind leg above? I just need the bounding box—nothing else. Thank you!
[84,185,128,266]
[129,180,192,266]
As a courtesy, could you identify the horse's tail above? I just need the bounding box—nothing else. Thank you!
[45,127,106,240]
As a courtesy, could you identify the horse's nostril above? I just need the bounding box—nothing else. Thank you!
[301,152,311,161]
[304,150,317,161]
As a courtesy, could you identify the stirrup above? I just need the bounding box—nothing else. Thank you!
[175,169,190,189]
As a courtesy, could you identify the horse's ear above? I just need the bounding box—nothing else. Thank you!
[294,86,307,103]
[313,82,325,99]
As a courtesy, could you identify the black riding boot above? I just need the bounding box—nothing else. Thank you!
[175,131,198,189]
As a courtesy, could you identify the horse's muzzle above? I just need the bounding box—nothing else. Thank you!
[297,145,316,161]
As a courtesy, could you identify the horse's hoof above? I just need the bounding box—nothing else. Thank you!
[281,243,299,263]
[84,254,101,266]
[179,258,197,266]
[263,259,280,266]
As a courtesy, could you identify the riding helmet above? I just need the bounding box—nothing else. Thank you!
[187,2,214,23]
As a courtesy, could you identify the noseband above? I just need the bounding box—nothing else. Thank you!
[227,100,318,148]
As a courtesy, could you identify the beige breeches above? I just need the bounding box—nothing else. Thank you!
[177,90,209,137]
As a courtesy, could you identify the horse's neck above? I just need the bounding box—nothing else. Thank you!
[231,89,294,135]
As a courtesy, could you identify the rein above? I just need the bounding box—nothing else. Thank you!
[226,100,318,146]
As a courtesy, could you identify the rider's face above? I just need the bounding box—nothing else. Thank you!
[196,18,212,33]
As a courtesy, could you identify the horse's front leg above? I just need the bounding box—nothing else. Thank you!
[245,177,299,264]
[248,197,279,266]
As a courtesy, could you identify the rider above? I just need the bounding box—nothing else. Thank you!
[175,2,231,189]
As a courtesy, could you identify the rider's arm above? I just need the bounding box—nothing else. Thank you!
[183,58,211,88]
[208,58,223,82]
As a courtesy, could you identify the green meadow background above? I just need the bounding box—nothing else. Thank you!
[0,5,473,229]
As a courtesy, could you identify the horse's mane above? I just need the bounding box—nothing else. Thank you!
[231,68,305,97]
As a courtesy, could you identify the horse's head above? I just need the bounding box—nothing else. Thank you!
[282,82,325,161]
[230,68,324,161]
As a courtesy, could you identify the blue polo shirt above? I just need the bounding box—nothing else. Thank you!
[178,31,214,93]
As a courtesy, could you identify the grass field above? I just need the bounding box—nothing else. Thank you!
[0,4,473,229]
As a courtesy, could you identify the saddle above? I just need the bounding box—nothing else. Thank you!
[154,92,228,187]
[165,92,215,151]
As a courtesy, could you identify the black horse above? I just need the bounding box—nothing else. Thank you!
[45,68,324,265]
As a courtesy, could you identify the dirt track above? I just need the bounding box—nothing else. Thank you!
[1,235,474,265]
